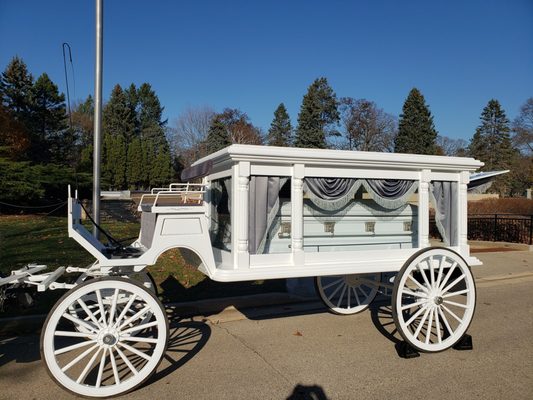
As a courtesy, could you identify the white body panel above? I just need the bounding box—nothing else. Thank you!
[67,145,483,282]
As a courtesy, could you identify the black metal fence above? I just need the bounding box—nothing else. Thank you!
[430,214,533,245]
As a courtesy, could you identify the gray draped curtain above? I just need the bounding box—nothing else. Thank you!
[249,177,287,254]
[304,178,418,210]
[430,181,458,246]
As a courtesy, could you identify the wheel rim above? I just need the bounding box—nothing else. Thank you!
[42,279,168,397]
[393,249,476,352]
[316,273,381,315]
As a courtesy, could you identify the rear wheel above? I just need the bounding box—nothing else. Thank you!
[315,273,381,315]
[41,277,168,397]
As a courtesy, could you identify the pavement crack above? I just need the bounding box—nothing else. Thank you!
[214,324,291,384]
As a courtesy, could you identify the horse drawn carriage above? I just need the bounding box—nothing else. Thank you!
[0,144,483,397]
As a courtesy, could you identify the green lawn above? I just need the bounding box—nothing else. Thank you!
[0,215,286,316]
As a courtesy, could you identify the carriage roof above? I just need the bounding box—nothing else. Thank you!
[190,144,484,177]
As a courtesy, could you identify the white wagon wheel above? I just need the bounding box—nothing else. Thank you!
[315,273,381,315]
[41,277,168,398]
[71,271,158,336]
[392,247,476,352]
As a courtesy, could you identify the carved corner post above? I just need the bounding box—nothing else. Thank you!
[458,171,470,255]
[236,162,250,268]
[418,169,431,249]
[292,164,305,266]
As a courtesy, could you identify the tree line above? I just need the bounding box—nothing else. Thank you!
[170,78,532,197]
[0,56,172,206]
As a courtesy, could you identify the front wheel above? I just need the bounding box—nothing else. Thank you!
[41,277,168,397]
[392,247,476,353]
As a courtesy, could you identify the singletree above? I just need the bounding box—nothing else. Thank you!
[394,88,438,154]
[294,77,340,148]
[267,103,292,146]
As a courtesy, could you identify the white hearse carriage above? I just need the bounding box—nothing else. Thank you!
[1,145,483,397]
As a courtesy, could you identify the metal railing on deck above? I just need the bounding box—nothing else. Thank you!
[430,214,533,245]
[139,183,207,210]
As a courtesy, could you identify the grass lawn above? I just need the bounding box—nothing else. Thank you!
[0,215,286,317]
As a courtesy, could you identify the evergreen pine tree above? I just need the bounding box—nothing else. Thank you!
[394,88,438,154]
[469,99,515,170]
[137,83,167,145]
[0,56,33,119]
[127,137,143,189]
[294,77,340,148]
[468,99,516,196]
[30,73,68,163]
[205,116,230,153]
[150,144,172,187]
[267,103,292,146]
[102,84,135,189]
[141,138,154,189]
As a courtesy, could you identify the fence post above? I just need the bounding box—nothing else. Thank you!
[494,214,498,242]
[529,214,533,246]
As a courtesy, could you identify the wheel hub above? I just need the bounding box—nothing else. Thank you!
[102,334,117,346]
[433,296,443,306]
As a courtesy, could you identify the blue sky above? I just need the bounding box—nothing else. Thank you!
[1,0,532,141]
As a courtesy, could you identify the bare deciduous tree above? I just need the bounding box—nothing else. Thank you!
[436,135,468,156]
[339,98,397,152]
[168,105,215,166]
[512,98,533,154]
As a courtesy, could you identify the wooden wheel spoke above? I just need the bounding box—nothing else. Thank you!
[425,308,434,344]
[76,347,102,384]
[414,307,431,338]
[118,342,152,362]
[407,274,429,293]
[405,305,426,327]
[54,339,97,356]
[441,304,464,324]
[434,308,442,344]
[442,289,470,298]
[400,298,427,311]
[322,277,343,290]
[443,299,469,309]
[336,284,347,308]
[442,274,466,294]
[438,262,457,291]
[438,306,454,336]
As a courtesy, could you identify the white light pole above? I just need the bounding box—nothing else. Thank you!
[93,0,103,237]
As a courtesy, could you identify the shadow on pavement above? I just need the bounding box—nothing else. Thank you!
[286,384,330,400]
[146,307,211,384]
[369,301,401,345]
[0,333,41,368]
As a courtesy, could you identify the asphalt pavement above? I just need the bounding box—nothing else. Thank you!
[0,250,532,400]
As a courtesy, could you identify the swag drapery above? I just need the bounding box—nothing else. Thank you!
[246,177,457,254]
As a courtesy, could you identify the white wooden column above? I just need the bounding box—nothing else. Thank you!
[236,162,250,269]
[292,164,305,266]
[418,169,431,248]
[458,171,470,255]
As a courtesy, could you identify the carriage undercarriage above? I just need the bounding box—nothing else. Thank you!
[1,145,483,397]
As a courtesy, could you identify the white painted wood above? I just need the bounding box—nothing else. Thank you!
[458,171,470,254]
[292,164,305,266]
[418,169,430,249]
[236,162,250,268]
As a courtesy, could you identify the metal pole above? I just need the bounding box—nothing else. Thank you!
[92,0,103,238]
